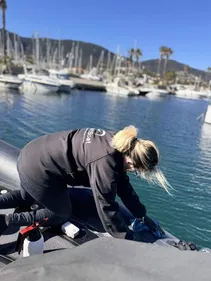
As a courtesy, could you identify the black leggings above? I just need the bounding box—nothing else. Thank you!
[0,189,69,227]
[0,155,73,228]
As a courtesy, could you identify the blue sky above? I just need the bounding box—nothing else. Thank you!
[4,0,211,70]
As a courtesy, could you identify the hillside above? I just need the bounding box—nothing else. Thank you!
[4,30,114,69]
[2,30,209,79]
[142,59,208,79]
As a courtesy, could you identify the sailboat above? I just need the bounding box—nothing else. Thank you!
[0,32,22,90]
[80,54,102,81]
[106,77,140,97]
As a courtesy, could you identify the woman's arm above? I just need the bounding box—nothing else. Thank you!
[117,174,146,219]
[86,155,133,240]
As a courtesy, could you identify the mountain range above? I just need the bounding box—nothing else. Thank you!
[142,59,208,79]
[3,30,209,79]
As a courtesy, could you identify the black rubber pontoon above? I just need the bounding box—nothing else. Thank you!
[0,140,184,264]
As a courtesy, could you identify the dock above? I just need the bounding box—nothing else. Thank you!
[71,77,106,92]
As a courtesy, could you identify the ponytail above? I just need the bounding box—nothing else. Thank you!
[111,125,172,193]
[111,125,138,153]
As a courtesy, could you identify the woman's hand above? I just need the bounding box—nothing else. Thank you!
[142,215,165,236]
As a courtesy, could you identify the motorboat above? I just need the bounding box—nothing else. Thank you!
[20,75,60,94]
[0,74,22,90]
[175,89,208,100]
[172,85,209,100]
[18,66,60,94]
[137,84,170,98]
[48,69,75,93]
[146,89,169,98]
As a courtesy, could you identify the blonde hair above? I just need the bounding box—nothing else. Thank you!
[111,125,171,193]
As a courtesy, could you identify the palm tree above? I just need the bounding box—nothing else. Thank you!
[157,46,167,76]
[163,47,173,75]
[0,0,7,65]
[128,48,135,63]
[134,48,142,70]
[128,48,135,73]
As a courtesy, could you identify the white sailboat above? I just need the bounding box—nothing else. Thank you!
[80,54,102,81]
[174,79,209,100]
[146,88,169,98]
[106,77,139,97]
[175,89,208,99]
[0,32,22,90]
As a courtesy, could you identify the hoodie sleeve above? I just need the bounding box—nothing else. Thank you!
[86,155,133,240]
[117,174,146,218]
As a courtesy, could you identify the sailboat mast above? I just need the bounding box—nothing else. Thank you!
[89,54,93,73]
[6,31,10,59]
[35,32,40,67]
[78,48,83,73]
[69,41,75,72]
[107,51,110,71]
[14,33,18,62]
[114,45,120,77]
[58,29,61,69]
[74,42,79,73]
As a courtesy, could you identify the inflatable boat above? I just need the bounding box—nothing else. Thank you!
[0,140,208,266]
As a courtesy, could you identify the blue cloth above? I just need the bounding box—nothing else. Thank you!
[130,218,165,239]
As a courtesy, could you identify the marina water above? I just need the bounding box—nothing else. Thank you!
[1,89,211,249]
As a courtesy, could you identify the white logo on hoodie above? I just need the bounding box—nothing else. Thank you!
[85,128,106,144]
[94,129,106,136]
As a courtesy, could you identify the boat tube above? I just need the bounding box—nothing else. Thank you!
[0,140,208,263]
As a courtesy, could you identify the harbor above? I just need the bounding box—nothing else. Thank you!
[0,29,210,99]
[1,89,211,250]
[1,0,211,278]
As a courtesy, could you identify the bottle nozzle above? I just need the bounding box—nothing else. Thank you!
[31,204,39,226]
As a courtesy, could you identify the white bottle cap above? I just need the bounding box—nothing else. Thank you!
[61,222,80,239]
[1,190,7,194]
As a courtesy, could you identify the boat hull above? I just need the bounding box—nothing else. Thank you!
[0,81,21,90]
[0,75,22,90]
[58,84,71,93]
[175,90,208,100]
[106,85,139,97]
[21,80,59,94]
[146,90,169,98]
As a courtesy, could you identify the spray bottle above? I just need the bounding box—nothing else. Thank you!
[16,204,46,257]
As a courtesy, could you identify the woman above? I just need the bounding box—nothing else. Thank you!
[0,125,170,240]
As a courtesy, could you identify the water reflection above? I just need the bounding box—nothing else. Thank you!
[0,89,20,107]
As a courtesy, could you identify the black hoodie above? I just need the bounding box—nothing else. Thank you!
[18,128,146,239]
